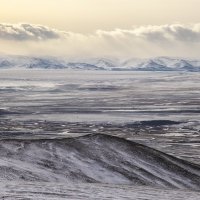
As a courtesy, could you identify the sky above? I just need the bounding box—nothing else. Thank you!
[1,0,200,58]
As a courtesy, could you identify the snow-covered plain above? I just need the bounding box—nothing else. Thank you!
[0,69,200,199]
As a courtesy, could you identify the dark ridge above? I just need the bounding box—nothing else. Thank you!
[0,109,18,115]
[138,120,181,126]
[124,120,182,127]
[0,133,199,190]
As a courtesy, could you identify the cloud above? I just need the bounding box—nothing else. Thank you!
[96,24,200,43]
[2,23,200,43]
[1,23,200,58]
[0,23,61,41]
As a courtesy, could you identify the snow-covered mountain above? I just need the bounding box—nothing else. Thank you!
[0,55,200,71]
[121,57,200,72]
[0,55,67,69]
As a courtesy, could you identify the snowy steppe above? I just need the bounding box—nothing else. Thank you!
[0,65,200,199]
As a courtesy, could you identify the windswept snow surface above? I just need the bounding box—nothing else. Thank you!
[1,55,200,71]
[1,182,200,200]
[0,69,200,199]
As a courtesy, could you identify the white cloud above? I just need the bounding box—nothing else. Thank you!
[0,23,61,41]
[95,24,200,43]
[1,23,200,58]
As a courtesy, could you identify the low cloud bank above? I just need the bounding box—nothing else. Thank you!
[0,23,60,41]
[1,23,200,58]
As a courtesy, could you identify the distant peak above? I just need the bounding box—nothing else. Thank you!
[0,55,200,72]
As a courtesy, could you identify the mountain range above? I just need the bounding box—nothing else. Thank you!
[0,55,200,71]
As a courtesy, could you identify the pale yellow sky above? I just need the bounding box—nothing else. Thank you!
[1,0,200,33]
[1,0,200,58]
